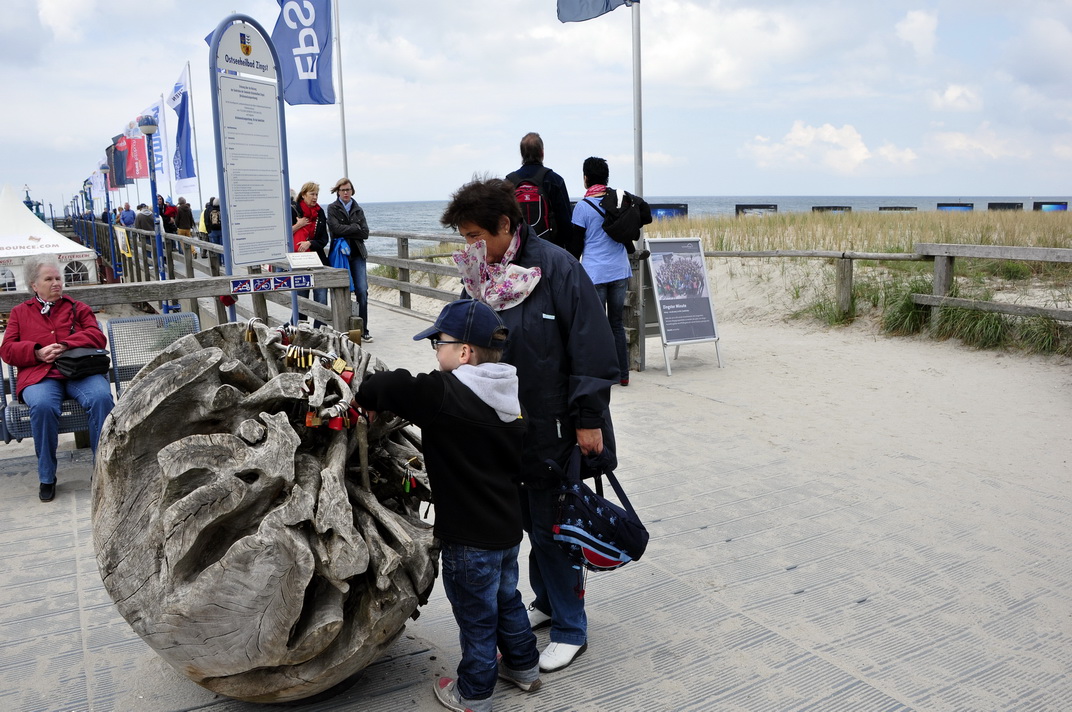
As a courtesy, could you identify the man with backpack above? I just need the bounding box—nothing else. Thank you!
[506,132,575,256]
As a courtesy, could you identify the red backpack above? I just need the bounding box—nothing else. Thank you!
[506,166,554,239]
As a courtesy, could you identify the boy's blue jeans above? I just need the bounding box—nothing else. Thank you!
[439,542,539,703]
[21,374,114,484]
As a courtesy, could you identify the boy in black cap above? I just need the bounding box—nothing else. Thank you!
[354,299,541,712]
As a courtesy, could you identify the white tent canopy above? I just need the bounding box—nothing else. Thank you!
[0,184,98,294]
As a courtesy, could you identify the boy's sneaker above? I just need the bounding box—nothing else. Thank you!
[497,659,542,692]
[527,603,551,630]
[433,677,477,712]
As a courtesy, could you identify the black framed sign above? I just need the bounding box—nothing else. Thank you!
[644,237,722,374]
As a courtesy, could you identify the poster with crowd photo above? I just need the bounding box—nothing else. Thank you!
[645,238,719,344]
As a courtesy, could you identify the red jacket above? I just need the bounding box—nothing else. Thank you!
[0,296,107,399]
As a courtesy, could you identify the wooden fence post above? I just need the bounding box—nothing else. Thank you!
[835,258,853,319]
[398,237,411,310]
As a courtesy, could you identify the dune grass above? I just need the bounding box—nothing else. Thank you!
[655,210,1072,355]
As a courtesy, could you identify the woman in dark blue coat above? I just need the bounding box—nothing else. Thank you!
[441,177,618,673]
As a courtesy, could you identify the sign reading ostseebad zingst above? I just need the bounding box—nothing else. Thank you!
[209,17,291,269]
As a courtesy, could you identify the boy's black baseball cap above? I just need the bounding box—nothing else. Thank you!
[413,299,508,349]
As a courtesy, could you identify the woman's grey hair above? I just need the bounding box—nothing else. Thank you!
[24,256,62,293]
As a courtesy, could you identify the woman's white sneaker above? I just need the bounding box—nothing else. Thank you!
[527,604,551,630]
[538,642,587,672]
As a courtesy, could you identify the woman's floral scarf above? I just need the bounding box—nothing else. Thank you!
[452,228,541,311]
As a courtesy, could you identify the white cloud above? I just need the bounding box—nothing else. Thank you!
[877,143,918,165]
[746,121,872,174]
[37,0,98,42]
[896,10,938,59]
[1003,17,1072,89]
[929,123,1031,160]
[930,84,983,112]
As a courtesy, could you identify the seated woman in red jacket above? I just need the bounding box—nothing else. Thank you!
[0,257,114,502]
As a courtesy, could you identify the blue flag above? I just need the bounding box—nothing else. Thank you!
[272,0,335,105]
[167,66,197,194]
[558,0,632,22]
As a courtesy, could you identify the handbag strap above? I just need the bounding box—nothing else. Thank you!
[557,446,641,520]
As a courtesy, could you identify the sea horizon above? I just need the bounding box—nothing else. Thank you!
[360,193,1070,254]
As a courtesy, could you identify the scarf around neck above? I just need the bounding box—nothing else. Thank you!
[452,228,541,311]
[584,184,608,198]
[36,294,56,314]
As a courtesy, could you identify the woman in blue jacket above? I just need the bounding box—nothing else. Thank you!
[441,177,618,674]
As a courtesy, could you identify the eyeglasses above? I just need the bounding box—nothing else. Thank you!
[431,339,464,350]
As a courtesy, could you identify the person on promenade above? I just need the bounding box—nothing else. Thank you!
[0,257,114,502]
[506,132,574,255]
[355,298,540,712]
[158,195,177,234]
[292,182,329,326]
[572,157,632,386]
[441,177,618,674]
[175,197,195,237]
[326,177,373,343]
[118,203,135,228]
[133,203,154,231]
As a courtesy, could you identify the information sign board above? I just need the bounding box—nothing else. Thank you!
[644,237,722,374]
[210,17,291,268]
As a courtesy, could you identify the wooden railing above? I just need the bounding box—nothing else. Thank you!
[51,223,1072,372]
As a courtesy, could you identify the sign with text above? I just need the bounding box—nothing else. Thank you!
[645,238,719,344]
[210,17,291,269]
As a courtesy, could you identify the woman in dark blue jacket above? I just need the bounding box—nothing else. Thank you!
[441,177,618,674]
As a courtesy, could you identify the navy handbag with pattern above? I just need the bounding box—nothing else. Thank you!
[549,446,649,571]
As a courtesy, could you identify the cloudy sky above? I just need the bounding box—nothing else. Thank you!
[3,0,1070,214]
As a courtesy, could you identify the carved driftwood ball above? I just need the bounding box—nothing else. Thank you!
[92,322,438,703]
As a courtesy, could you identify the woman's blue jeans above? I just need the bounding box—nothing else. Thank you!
[594,277,629,380]
[21,375,114,484]
[348,257,369,334]
[521,486,588,646]
[439,542,539,703]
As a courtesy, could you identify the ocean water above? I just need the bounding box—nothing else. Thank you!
[360,195,1069,256]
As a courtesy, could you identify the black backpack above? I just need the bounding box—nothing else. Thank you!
[207,205,221,229]
[507,166,555,239]
[584,188,652,254]
[549,446,649,572]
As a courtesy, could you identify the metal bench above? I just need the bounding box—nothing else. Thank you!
[106,312,201,397]
[1,312,201,445]
[1,361,92,444]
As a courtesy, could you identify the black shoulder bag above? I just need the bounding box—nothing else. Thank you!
[55,308,111,379]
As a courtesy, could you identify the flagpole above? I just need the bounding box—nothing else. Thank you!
[333,0,349,177]
[183,60,205,209]
[630,0,643,196]
[160,94,175,199]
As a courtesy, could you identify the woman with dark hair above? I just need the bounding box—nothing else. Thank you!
[0,257,114,502]
[440,177,618,679]
[326,177,373,342]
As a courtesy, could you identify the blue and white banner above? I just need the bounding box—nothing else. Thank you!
[138,100,170,188]
[271,0,335,105]
[558,0,631,23]
[166,65,198,197]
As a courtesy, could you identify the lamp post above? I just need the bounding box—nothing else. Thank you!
[100,162,120,282]
[138,114,171,309]
[85,178,99,254]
